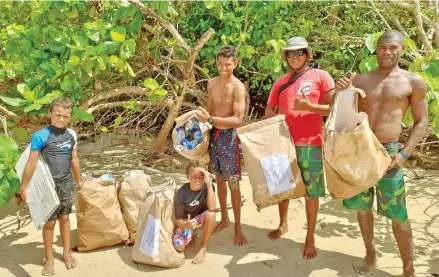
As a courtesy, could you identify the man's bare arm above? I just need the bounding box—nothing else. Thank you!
[402,76,428,156]
[71,148,81,185]
[265,104,278,118]
[206,81,215,115]
[212,83,246,128]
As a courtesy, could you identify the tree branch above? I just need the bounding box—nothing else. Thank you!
[184,28,215,81]
[391,1,414,10]
[171,60,211,79]
[129,0,191,53]
[413,0,434,52]
[236,0,250,52]
[0,104,21,120]
[181,102,199,110]
[368,0,392,30]
[390,0,439,48]
[380,0,409,37]
[435,0,439,47]
[81,86,151,110]
[87,100,167,114]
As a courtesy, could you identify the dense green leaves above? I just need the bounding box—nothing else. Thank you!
[0,136,21,207]
[72,106,94,122]
[0,0,438,140]
[0,1,140,119]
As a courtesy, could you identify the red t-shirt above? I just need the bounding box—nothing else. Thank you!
[267,69,335,146]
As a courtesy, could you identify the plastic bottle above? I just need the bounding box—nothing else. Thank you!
[194,130,202,140]
[185,118,194,132]
[175,127,185,145]
[191,140,198,148]
[182,138,189,147]
[184,141,195,150]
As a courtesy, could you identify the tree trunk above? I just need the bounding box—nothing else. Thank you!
[154,94,184,154]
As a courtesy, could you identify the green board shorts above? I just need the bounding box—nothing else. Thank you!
[296,146,325,199]
[343,141,408,223]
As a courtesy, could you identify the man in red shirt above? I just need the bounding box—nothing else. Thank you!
[265,37,334,260]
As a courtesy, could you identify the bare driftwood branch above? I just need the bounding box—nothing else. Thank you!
[0,104,21,120]
[130,0,191,53]
[82,86,151,110]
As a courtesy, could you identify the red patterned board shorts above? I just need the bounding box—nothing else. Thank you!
[209,128,241,182]
[173,210,209,248]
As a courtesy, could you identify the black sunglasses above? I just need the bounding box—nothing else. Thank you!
[286,49,308,57]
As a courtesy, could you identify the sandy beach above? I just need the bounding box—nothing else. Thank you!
[1,142,438,277]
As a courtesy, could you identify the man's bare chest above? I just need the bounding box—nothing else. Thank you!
[211,87,234,105]
[359,79,412,106]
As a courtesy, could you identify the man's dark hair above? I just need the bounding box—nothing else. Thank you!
[377,30,404,45]
[216,45,238,60]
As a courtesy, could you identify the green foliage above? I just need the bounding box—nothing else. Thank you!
[1,0,438,141]
[0,136,21,208]
[72,106,94,122]
[0,1,141,117]
[142,78,168,101]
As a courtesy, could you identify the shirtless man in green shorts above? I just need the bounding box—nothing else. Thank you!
[336,30,428,277]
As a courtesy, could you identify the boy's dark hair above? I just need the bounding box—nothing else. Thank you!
[185,160,206,176]
[216,45,238,61]
[49,97,73,112]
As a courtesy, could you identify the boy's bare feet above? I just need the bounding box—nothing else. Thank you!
[192,247,208,264]
[63,252,78,269]
[303,235,317,260]
[267,221,288,240]
[402,269,416,277]
[353,254,376,274]
[42,259,55,276]
[234,226,248,247]
[213,219,230,234]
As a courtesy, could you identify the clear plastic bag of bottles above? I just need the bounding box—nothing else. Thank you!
[174,116,206,151]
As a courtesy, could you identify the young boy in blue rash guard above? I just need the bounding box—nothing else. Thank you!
[19,98,82,276]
